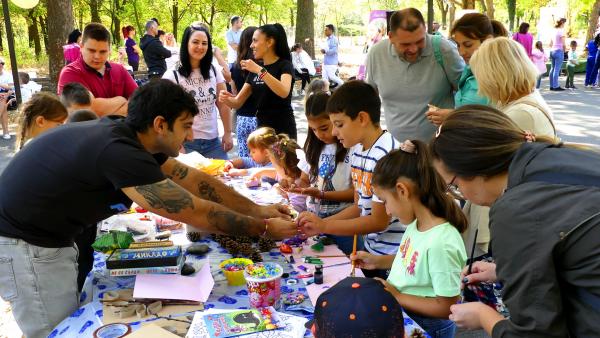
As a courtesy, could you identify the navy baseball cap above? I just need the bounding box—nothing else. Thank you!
[306,277,405,338]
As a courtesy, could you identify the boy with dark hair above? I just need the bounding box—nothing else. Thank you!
[67,109,98,123]
[60,82,128,117]
[298,80,405,278]
[0,80,295,337]
[57,22,138,101]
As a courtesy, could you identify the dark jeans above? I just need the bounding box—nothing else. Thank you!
[184,137,229,160]
[74,224,97,291]
[128,59,139,72]
[294,68,310,90]
[407,311,457,338]
[586,55,599,86]
[566,66,575,88]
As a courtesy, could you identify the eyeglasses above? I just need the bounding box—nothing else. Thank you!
[445,175,465,200]
[0,62,5,65]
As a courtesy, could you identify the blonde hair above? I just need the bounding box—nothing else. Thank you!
[470,37,538,105]
[246,127,278,150]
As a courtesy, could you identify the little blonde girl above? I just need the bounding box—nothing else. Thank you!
[223,127,277,176]
[351,140,467,338]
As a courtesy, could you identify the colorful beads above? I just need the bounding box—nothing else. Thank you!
[244,262,282,279]
[382,305,388,312]
[220,258,253,271]
[349,313,356,320]
[351,283,360,289]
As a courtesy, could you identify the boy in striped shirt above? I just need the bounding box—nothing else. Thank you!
[298,81,405,278]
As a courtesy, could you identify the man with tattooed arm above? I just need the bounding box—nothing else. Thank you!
[0,80,297,338]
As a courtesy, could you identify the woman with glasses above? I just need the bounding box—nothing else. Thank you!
[162,24,233,159]
[219,23,296,139]
[431,105,600,337]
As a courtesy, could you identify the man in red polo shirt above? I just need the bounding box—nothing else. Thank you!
[58,23,137,116]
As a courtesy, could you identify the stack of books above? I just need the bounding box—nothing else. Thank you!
[106,245,183,277]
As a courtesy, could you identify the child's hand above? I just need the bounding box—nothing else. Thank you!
[227,169,247,177]
[274,184,289,199]
[223,161,234,172]
[288,186,321,198]
[350,251,380,270]
[374,277,401,300]
[297,211,325,236]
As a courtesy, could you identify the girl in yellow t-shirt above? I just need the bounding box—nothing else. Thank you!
[351,139,467,338]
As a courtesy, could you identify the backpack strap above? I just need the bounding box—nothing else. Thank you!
[432,34,454,90]
[173,70,179,84]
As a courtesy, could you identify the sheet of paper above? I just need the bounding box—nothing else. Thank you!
[133,259,214,302]
[186,309,308,338]
[126,324,181,338]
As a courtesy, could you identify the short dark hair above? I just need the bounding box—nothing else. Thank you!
[18,72,30,84]
[570,40,577,47]
[326,80,381,124]
[68,29,82,44]
[325,24,335,33]
[82,23,111,44]
[151,17,160,26]
[230,16,241,26]
[389,8,425,32]
[60,82,91,108]
[157,30,165,38]
[291,43,302,52]
[67,109,98,123]
[126,79,198,132]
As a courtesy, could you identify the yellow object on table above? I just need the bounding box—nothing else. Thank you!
[196,159,227,176]
[219,258,253,286]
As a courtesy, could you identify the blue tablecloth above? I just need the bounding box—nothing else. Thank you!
[49,176,429,337]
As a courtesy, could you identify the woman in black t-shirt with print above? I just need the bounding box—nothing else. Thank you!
[220,23,297,139]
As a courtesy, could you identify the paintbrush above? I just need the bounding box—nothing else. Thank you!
[465,228,479,282]
[351,234,358,277]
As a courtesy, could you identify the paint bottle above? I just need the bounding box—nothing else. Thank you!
[314,265,323,285]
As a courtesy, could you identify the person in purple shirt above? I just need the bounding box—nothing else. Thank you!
[122,25,142,71]
[512,22,533,59]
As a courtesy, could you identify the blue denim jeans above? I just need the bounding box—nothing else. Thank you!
[0,236,79,338]
[549,49,564,88]
[184,137,228,160]
[407,311,457,338]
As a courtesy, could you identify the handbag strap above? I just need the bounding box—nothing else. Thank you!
[519,99,557,137]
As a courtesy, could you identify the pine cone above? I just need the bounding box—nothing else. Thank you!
[186,232,204,242]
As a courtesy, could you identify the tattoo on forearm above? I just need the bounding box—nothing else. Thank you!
[198,181,223,203]
[207,207,254,236]
[134,180,194,213]
[166,162,189,180]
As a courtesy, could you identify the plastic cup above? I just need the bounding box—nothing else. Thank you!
[244,262,283,309]
[219,258,253,286]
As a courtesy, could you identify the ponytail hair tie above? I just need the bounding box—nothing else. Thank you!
[524,130,536,143]
[400,140,417,154]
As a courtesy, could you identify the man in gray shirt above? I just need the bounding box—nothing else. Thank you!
[366,8,464,142]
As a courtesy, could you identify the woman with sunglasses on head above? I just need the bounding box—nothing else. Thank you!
[431,104,600,338]
[219,23,296,139]
[162,23,233,159]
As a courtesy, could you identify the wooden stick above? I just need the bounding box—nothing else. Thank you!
[313,255,347,258]
[350,234,358,277]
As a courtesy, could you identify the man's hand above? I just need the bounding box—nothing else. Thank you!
[426,104,453,127]
[256,204,292,220]
[266,218,299,239]
[297,211,326,236]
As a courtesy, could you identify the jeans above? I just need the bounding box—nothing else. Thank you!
[184,137,228,160]
[536,74,542,89]
[407,311,457,338]
[128,59,139,72]
[0,236,79,338]
[586,55,600,86]
[566,66,575,88]
[294,68,311,90]
[549,49,564,88]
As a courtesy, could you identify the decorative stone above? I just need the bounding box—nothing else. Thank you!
[187,244,210,255]
[154,231,171,240]
[181,263,195,276]
[279,243,292,254]
[310,241,324,252]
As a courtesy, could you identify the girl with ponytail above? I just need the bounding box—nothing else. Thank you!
[351,139,467,338]
[16,92,68,150]
[219,23,297,138]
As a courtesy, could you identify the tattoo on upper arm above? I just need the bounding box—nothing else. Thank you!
[198,181,223,203]
[207,207,254,236]
[166,162,189,180]
[134,180,194,213]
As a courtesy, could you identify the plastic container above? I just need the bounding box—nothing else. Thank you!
[219,258,253,286]
[244,262,284,309]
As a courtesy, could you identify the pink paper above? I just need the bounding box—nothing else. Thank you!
[289,239,364,305]
[133,259,214,302]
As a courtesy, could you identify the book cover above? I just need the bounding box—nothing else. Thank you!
[106,246,181,269]
[202,307,282,338]
[108,255,184,276]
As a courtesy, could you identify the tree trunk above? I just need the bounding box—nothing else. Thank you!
[47,0,74,90]
[436,0,448,29]
[290,7,294,28]
[40,15,49,54]
[172,2,178,41]
[507,0,516,32]
[0,24,3,52]
[27,10,42,60]
[587,0,600,42]
[462,0,475,9]
[449,4,456,27]
[111,0,127,47]
[485,0,494,19]
[295,0,314,58]
[478,0,487,13]
[132,0,142,34]
[90,0,101,23]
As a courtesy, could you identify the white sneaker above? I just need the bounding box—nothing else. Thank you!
[2,134,10,140]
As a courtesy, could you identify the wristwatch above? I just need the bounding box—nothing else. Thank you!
[259,67,267,75]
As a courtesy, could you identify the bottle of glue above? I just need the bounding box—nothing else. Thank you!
[314,265,323,285]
